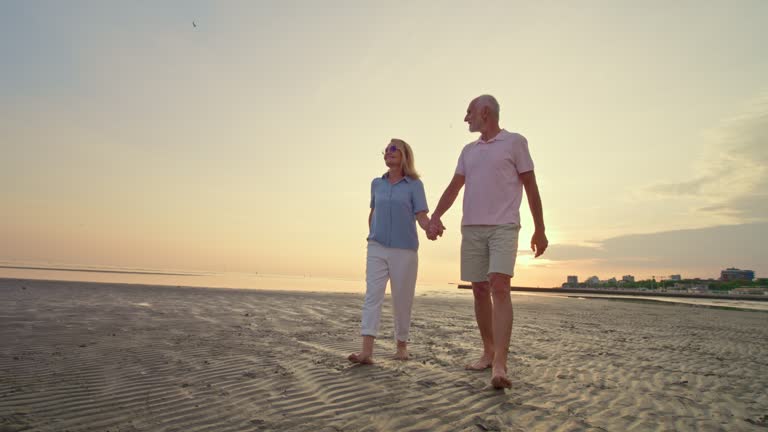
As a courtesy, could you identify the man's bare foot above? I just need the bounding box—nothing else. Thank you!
[348,352,374,364]
[490,366,512,389]
[465,354,494,371]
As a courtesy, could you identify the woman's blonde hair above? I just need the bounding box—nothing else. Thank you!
[388,138,420,180]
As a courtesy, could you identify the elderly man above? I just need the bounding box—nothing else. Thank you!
[429,95,548,389]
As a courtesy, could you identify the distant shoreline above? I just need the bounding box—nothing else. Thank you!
[457,285,768,302]
[0,265,200,277]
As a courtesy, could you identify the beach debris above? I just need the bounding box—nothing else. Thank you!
[416,379,437,388]
[273,365,291,376]
[745,415,767,427]
[242,371,258,379]
[473,417,501,431]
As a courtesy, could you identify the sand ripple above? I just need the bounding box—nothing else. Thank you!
[1,279,767,431]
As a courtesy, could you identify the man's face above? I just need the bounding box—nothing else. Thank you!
[464,100,483,132]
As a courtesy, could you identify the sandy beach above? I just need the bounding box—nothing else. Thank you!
[1,279,767,431]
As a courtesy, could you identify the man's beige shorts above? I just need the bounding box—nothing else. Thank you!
[460,224,521,282]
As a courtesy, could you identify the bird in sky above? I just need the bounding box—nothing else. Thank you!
[192,21,197,28]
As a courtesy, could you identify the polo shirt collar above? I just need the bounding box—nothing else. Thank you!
[477,129,508,144]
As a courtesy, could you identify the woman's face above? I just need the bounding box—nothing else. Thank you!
[383,141,402,168]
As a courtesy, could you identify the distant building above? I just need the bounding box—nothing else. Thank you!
[603,277,617,285]
[567,275,578,285]
[720,268,755,281]
[622,275,635,283]
[670,274,682,281]
[585,276,600,286]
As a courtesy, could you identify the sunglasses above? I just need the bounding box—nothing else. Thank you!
[382,145,399,155]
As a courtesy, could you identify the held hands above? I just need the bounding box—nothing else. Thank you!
[531,229,548,257]
[427,217,446,241]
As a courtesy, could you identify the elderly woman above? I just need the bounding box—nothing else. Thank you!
[348,139,436,364]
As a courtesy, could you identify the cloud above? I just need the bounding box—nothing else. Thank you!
[647,95,768,222]
[546,223,768,273]
[649,175,718,197]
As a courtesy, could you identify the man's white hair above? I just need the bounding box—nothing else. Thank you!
[476,94,500,115]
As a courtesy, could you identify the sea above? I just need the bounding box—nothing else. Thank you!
[2,261,766,311]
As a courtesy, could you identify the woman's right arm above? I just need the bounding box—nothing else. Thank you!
[368,208,374,229]
[369,179,376,230]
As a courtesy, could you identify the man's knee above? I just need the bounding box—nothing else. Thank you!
[472,281,491,298]
[489,273,511,298]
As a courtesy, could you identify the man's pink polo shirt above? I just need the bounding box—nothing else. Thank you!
[455,129,534,226]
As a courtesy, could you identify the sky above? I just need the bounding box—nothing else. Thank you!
[1,1,767,288]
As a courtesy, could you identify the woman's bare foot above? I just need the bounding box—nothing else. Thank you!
[348,352,374,364]
[465,353,494,370]
[394,340,409,360]
[349,335,375,364]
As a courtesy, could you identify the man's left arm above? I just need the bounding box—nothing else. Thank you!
[519,170,548,257]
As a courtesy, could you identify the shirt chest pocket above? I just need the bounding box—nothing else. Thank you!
[467,150,514,177]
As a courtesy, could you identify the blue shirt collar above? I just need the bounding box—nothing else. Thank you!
[382,173,413,183]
